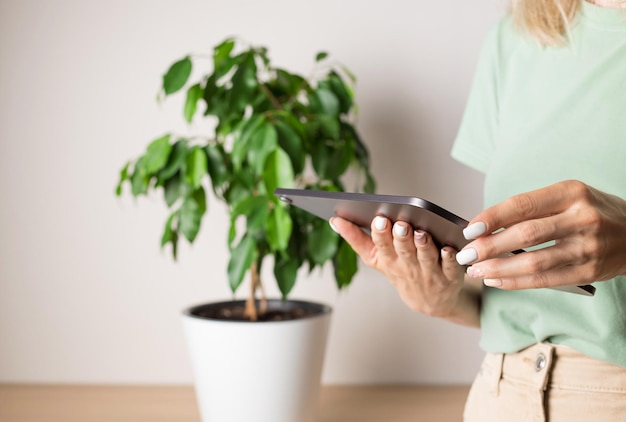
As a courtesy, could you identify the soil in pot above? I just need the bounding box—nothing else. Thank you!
[188,299,330,322]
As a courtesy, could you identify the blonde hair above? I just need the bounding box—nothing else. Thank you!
[511,0,582,46]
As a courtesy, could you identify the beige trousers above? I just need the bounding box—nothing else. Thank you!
[464,343,626,422]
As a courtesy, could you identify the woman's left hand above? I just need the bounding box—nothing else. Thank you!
[456,180,626,290]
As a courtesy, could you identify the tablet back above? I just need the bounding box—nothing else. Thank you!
[275,188,469,250]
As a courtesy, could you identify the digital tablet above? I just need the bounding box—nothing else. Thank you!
[274,188,595,297]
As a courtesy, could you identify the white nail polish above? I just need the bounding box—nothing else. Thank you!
[456,248,478,266]
[393,223,408,237]
[414,230,426,246]
[329,219,339,234]
[463,222,487,240]
[484,278,503,287]
[466,266,484,279]
[374,216,387,231]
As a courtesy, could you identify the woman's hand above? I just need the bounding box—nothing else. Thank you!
[331,215,480,327]
[456,180,626,290]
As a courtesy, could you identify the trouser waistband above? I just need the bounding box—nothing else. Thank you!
[482,343,626,396]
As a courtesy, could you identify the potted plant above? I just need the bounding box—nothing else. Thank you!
[116,38,375,422]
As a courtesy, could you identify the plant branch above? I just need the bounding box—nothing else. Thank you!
[259,279,267,315]
[259,84,282,110]
[245,262,260,321]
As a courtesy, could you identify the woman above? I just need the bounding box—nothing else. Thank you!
[331,0,626,420]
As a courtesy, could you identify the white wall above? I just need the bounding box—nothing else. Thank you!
[0,0,504,384]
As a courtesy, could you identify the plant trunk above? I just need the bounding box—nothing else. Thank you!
[244,262,267,321]
[259,279,268,315]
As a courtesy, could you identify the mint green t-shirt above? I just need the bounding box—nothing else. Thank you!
[451,3,626,367]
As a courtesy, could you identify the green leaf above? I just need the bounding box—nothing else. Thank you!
[275,111,306,139]
[333,239,358,289]
[328,72,353,114]
[274,254,299,299]
[161,212,179,260]
[349,123,370,169]
[202,74,218,113]
[251,89,273,112]
[333,138,355,179]
[238,166,256,190]
[263,148,294,199]
[274,120,304,174]
[231,195,269,235]
[142,134,172,175]
[311,136,355,181]
[315,51,328,62]
[275,69,306,97]
[247,121,278,175]
[249,204,270,235]
[115,162,130,196]
[164,173,186,207]
[364,171,376,194]
[311,141,332,180]
[265,205,292,252]
[286,209,308,258]
[215,48,245,81]
[185,146,208,189]
[179,188,206,242]
[224,180,250,205]
[205,144,229,190]
[255,46,270,66]
[232,115,265,169]
[341,65,357,83]
[315,88,340,117]
[213,38,235,70]
[230,53,258,113]
[163,56,192,95]
[184,83,203,123]
[227,234,257,293]
[228,218,237,248]
[191,185,207,214]
[130,158,150,196]
[158,140,188,181]
[317,115,340,140]
[306,220,338,266]
[216,116,241,138]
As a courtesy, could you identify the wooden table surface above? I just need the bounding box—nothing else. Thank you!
[0,384,470,422]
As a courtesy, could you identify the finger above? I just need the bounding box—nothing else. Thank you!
[371,216,396,262]
[414,230,440,272]
[392,221,417,263]
[458,213,575,264]
[463,181,584,241]
[330,217,376,264]
[483,264,591,291]
[466,241,589,280]
[441,246,464,283]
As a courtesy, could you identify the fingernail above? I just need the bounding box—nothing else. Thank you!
[414,230,426,246]
[484,278,503,287]
[329,218,339,234]
[463,222,487,240]
[393,223,408,237]
[374,216,387,231]
[456,248,478,266]
[466,265,484,279]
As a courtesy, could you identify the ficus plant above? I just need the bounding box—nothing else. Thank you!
[116,38,376,320]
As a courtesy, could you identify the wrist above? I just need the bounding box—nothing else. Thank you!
[434,284,481,328]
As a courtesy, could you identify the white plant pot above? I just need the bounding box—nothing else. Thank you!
[182,299,332,422]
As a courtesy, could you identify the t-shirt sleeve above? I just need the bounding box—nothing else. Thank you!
[451,22,503,173]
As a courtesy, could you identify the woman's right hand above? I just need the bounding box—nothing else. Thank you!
[330,216,480,326]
